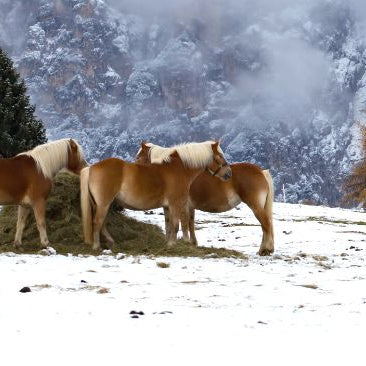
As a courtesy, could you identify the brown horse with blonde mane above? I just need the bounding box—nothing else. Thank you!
[80,141,231,251]
[0,138,86,248]
[136,142,274,256]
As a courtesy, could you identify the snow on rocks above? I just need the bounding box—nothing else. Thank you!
[38,246,57,256]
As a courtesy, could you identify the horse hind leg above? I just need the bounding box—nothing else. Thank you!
[101,224,115,245]
[14,205,31,248]
[32,199,49,248]
[251,205,274,256]
[92,203,112,251]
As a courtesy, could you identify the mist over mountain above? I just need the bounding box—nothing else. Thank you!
[0,0,365,205]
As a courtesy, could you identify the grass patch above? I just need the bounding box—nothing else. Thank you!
[221,223,260,227]
[296,283,318,289]
[150,240,247,259]
[312,255,328,261]
[156,261,170,268]
[0,173,245,259]
[278,216,366,225]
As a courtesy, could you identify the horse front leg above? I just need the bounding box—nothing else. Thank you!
[167,199,190,246]
[166,205,181,247]
[14,205,31,248]
[180,203,190,243]
[188,207,198,246]
[32,199,49,248]
[163,207,171,240]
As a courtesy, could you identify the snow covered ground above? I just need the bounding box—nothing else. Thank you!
[1,202,366,365]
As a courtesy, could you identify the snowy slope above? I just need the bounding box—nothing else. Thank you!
[0,202,365,365]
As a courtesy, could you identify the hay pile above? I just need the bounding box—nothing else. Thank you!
[0,173,245,258]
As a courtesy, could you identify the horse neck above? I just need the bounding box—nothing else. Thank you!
[169,157,203,182]
[175,143,215,171]
[27,143,70,179]
[185,166,203,181]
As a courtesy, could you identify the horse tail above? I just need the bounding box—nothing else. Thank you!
[262,169,274,220]
[80,167,93,245]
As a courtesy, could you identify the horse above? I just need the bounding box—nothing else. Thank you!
[0,138,86,249]
[136,143,274,256]
[80,141,232,251]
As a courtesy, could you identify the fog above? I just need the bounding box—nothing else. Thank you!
[107,0,360,127]
[0,0,363,130]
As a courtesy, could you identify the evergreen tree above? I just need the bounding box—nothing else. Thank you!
[343,125,366,207]
[0,47,46,157]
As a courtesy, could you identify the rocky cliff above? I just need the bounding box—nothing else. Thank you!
[1,0,365,205]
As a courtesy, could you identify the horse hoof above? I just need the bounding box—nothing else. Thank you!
[258,248,274,256]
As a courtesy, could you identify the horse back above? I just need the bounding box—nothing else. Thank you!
[231,162,268,191]
[89,157,165,190]
[90,157,163,185]
[89,158,170,209]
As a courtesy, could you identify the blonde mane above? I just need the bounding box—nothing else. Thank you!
[19,138,83,179]
[146,141,222,169]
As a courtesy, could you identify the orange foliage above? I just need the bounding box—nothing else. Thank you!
[343,124,366,207]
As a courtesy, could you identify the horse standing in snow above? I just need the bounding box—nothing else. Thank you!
[0,138,86,248]
[80,141,232,251]
[136,142,274,256]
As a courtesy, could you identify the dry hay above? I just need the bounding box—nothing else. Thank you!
[0,173,245,259]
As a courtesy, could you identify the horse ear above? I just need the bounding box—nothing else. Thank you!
[69,139,78,152]
[212,141,219,151]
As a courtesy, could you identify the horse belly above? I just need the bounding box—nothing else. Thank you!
[117,181,163,210]
[193,189,241,213]
[0,188,22,205]
[0,193,15,205]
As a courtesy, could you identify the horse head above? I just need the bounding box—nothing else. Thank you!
[136,140,231,181]
[206,141,232,181]
[67,139,88,174]
[135,141,150,165]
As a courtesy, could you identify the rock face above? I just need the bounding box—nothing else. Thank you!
[1,0,366,205]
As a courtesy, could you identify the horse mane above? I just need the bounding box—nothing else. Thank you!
[146,141,222,169]
[19,138,83,179]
